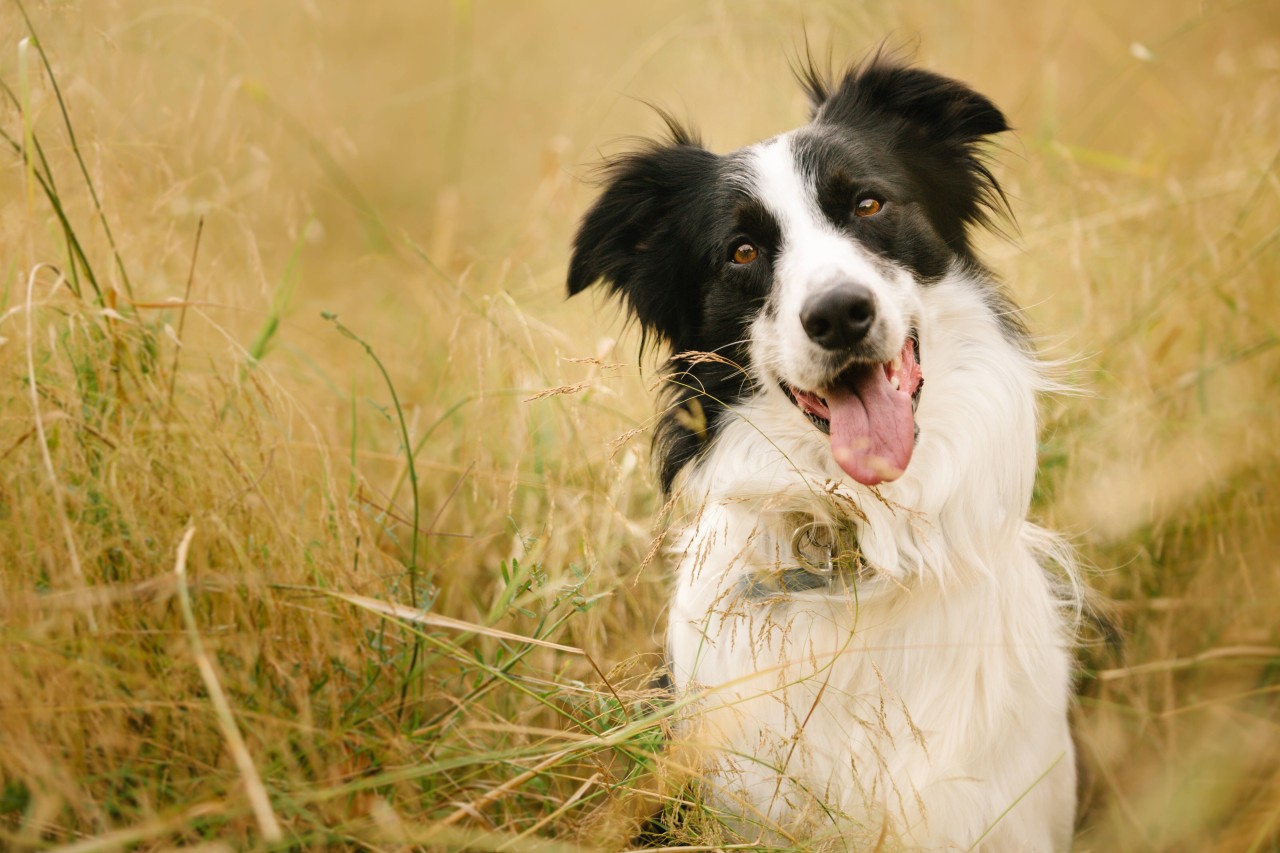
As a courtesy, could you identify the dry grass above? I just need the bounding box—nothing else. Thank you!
[0,1,1277,850]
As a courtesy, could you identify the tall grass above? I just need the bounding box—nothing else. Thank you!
[0,1,1277,850]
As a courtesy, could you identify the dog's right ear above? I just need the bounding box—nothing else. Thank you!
[567,136,718,349]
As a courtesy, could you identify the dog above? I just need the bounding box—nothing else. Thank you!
[568,55,1080,851]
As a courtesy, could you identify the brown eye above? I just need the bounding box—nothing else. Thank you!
[731,243,759,265]
[854,197,883,218]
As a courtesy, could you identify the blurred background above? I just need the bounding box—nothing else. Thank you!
[1,1,1277,849]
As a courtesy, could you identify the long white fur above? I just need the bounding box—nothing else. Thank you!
[664,137,1078,851]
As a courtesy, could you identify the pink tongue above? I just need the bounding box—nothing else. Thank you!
[825,364,916,486]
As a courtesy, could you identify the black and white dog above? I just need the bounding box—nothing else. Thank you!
[569,57,1079,851]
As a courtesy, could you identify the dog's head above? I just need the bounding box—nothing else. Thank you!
[568,58,1009,488]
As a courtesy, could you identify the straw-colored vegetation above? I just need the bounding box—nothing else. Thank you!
[1,1,1277,850]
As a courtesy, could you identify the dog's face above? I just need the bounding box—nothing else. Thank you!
[569,60,1008,489]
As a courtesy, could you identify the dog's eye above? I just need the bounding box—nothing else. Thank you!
[854,197,883,218]
[731,243,759,265]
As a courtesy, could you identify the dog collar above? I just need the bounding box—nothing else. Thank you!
[739,518,865,600]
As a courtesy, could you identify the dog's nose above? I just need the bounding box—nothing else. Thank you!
[800,287,876,350]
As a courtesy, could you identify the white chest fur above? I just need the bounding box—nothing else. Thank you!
[664,276,1078,851]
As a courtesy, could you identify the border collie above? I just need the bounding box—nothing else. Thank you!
[569,56,1079,851]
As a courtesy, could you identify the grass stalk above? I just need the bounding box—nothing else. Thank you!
[321,310,427,725]
[323,312,422,606]
[0,117,99,301]
[244,225,306,369]
[18,36,33,221]
[172,524,284,843]
[329,590,584,655]
[23,263,97,633]
[15,0,134,300]
[166,217,203,409]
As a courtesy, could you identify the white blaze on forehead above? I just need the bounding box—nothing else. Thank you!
[745,134,913,388]
[746,134,885,303]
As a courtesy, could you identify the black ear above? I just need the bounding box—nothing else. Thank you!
[814,57,1012,251]
[815,57,1009,142]
[567,131,719,350]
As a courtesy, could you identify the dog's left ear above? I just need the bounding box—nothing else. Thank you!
[813,60,1009,145]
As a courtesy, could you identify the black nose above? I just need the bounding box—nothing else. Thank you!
[800,287,876,350]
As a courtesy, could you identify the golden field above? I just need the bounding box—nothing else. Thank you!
[1,1,1277,850]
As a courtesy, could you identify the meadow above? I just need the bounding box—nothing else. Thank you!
[1,1,1277,850]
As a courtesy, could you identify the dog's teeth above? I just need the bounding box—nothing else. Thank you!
[890,355,902,372]
[889,375,900,391]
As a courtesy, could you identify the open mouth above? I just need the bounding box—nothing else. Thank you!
[781,331,924,486]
